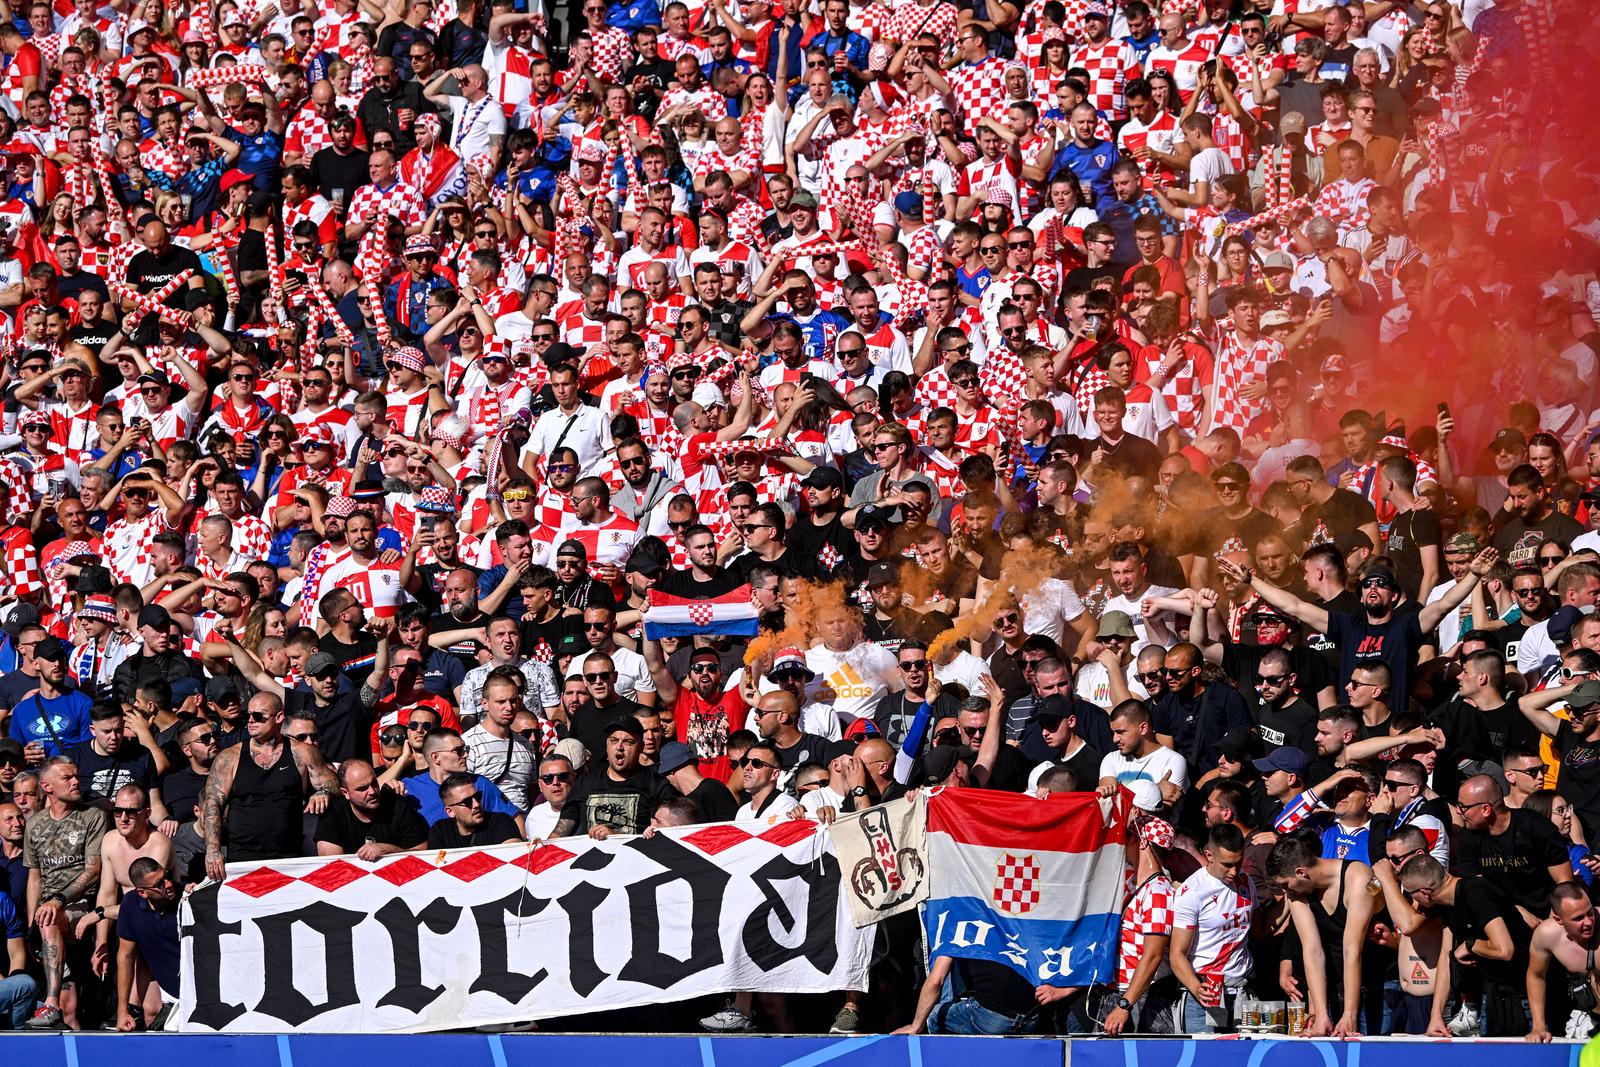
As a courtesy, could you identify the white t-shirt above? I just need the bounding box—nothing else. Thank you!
[1101,585,1184,652]
[736,790,802,822]
[448,94,507,162]
[1074,660,1151,709]
[1098,744,1189,792]
[567,645,656,701]
[1187,145,1234,195]
[804,641,901,728]
[932,649,991,696]
[1020,578,1088,646]
[1172,866,1256,987]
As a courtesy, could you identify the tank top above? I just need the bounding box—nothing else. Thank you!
[226,739,305,862]
[1310,859,1353,981]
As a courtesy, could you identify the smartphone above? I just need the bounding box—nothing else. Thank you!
[1437,401,1450,420]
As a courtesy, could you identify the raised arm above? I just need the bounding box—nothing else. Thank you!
[1215,555,1330,633]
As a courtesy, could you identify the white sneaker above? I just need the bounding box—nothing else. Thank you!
[700,1005,756,1032]
[1448,1001,1480,1036]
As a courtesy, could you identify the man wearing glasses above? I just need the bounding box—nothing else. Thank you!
[429,772,524,848]
[1454,772,1573,921]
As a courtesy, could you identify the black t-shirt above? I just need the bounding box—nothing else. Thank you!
[313,792,429,852]
[1555,719,1600,840]
[1299,488,1378,550]
[863,609,949,660]
[655,566,746,599]
[64,321,119,355]
[1221,638,1335,714]
[788,514,858,578]
[1383,507,1441,602]
[773,731,834,770]
[426,810,522,849]
[285,686,371,764]
[125,244,204,297]
[1036,743,1102,794]
[559,765,673,835]
[1455,808,1569,918]
[1326,609,1424,711]
[412,559,481,615]
[685,777,739,823]
[565,696,643,758]
[1095,432,1161,482]
[1203,506,1281,556]
[1255,697,1319,758]
[55,270,108,302]
[1445,873,1533,986]
[1493,511,1586,569]
[430,609,492,669]
[958,957,1040,1015]
[728,547,817,583]
[66,741,155,803]
[1433,695,1540,768]
[318,632,379,688]
[160,767,206,824]
[308,146,372,209]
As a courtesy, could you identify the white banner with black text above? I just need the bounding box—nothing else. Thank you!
[177,819,872,1033]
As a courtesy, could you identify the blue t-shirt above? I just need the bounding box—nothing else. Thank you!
[8,688,93,756]
[0,887,22,942]
[117,888,181,997]
[401,773,519,824]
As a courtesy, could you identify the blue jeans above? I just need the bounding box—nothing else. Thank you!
[931,997,1040,1035]
[0,973,39,1029]
[1181,989,1239,1034]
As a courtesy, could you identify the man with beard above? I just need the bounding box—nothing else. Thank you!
[399,504,475,616]
[552,718,673,838]
[788,467,856,578]
[310,511,405,622]
[644,642,747,783]
[1217,548,1498,712]
[110,606,197,710]
[1493,465,1584,569]
[656,524,743,599]
[315,759,428,858]
[612,437,680,535]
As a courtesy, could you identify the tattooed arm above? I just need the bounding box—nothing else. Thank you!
[291,739,339,815]
[202,746,241,882]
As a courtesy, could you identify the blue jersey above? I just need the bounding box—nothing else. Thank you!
[1320,820,1370,862]
[1048,138,1120,213]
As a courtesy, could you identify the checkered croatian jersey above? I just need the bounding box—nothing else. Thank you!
[194,508,274,564]
[1117,109,1182,185]
[0,525,42,600]
[948,57,1009,134]
[285,107,338,160]
[887,1,957,43]
[1210,328,1284,435]
[1136,340,1214,436]
[1074,39,1141,119]
[658,85,728,121]
[589,26,634,82]
[1118,873,1176,991]
[346,179,427,232]
[103,510,174,586]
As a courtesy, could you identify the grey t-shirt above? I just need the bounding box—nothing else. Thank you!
[23,805,109,902]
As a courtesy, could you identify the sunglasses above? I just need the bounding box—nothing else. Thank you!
[620,455,649,467]
[870,442,897,453]
[583,622,610,631]
[1213,481,1244,492]
[287,731,319,743]
[540,772,573,784]
[112,805,146,817]
[770,668,810,683]
[689,662,720,673]
[734,756,777,770]
[951,377,979,388]
[1135,670,1164,684]
[248,712,272,723]
[979,246,1005,255]
[1514,586,1545,597]
[447,791,483,808]
[1161,667,1193,678]
[407,720,436,733]
[584,671,615,681]
[379,731,408,744]
[1256,674,1290,686]
[741,523,772,534]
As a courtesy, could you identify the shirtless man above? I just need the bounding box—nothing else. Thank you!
[78,783,172,1021]
[1528,882,1600,1042]
[1372,825,1447,1034]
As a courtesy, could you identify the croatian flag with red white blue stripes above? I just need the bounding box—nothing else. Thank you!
[922,788,1130,987]
[643,586,760,641]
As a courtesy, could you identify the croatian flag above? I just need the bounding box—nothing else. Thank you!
[922,788,1129,987]
[643,586,760,640]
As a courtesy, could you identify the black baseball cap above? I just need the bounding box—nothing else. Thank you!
[801,466,843,490]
